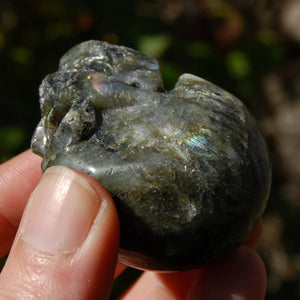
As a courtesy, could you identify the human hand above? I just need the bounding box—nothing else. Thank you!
[0,150,266,299]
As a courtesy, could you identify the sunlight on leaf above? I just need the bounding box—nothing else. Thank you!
[226,50,251,79]
[138,34,171,58]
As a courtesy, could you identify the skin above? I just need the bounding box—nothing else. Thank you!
[0,150,266,299]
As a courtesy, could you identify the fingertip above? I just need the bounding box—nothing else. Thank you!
[76,170,120,250]
[188,246,266,300]
[70,170,120,298]
[0,166,120,300]
[62,169,120,298]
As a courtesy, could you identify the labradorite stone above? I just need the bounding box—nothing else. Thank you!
[31,40,271,271]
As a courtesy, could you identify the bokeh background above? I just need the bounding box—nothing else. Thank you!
[0,0,300,298]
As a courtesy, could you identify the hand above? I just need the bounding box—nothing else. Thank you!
[0,150,266,299]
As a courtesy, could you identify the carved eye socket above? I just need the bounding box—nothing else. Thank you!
[46,106,68,128]
[81,121,96,141]
[129,82,140,88]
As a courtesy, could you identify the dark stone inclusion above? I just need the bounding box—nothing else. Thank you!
[31,40,271,271]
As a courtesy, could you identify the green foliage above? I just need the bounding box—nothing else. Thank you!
[0,126,26,162]
[138,34,172,58]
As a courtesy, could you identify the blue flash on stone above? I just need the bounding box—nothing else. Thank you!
[187,136,209,152]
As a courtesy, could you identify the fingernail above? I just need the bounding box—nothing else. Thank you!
[21,166,100,254]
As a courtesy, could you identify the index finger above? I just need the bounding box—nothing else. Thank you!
[0,150,42,257]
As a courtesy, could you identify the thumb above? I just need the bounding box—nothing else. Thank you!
[0,166,120,300]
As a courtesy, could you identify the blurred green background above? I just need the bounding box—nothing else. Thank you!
[1,0,300,298]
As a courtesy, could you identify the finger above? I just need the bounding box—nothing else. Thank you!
[0,150,42,257]
[0,166,120,300]
[243,219,263,249]
[121,245,266,300]
[187,246,266,300]
[120,269,201,300]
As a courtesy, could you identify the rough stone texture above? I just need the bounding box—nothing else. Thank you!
[31,40,271,270]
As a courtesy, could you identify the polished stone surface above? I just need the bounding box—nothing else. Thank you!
[32,40,271,270]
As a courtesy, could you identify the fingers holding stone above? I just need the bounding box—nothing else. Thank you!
[0,166,119,300]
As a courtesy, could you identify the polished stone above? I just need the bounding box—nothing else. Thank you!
[31,40,271,270]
